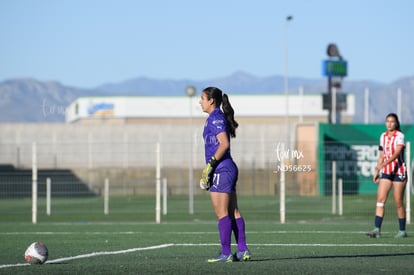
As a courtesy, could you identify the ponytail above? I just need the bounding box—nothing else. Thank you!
[202,87,239,138]
[222,94,238,138]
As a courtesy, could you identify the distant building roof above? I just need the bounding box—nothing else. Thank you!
[65,94,355,123]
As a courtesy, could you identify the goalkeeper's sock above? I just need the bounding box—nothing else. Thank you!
[235,217,248,252]
[218,216,232,255]
[374,215,383,229]
[398,218,406,231]
[231,219,239,243]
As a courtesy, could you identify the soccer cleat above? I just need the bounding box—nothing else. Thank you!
[394,230,408,238]
[366,228,381,238]
[233,250,251,261]
[207,253,233,263]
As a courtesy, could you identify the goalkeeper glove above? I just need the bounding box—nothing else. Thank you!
[200,156,219,190]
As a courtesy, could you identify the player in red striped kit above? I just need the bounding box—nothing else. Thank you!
[366,113,408,238]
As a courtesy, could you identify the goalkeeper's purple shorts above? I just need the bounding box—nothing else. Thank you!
[209,158,238,194]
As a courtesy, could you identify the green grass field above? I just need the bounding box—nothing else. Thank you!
[1,195,413,274]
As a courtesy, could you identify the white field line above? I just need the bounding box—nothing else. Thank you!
[46,243,175,264]
[2,242,414,270]
[0,230,393,235]
[0,243,174,270]
[177,243,414,247]
[0,263,28,269]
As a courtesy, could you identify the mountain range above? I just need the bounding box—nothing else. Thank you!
[1,71,413,123]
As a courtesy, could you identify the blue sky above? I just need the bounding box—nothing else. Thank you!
[0,0,412,88]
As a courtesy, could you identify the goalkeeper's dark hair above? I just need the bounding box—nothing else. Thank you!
[202,87,239,138]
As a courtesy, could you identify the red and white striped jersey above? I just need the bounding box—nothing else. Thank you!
[379,130,406,175]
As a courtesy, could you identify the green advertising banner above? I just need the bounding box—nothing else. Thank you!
[318,123,414,195]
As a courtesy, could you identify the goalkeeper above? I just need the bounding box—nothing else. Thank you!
[199,86,250,263]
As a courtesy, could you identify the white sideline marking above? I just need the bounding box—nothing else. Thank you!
[2,242,414,270]
[0,263,28,269]
[176,243,414,247]
[0,243,174,270]
[256,243,414,247]
[0,230,389,235]
[46,243,174,264]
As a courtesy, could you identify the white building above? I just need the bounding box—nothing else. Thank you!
[65,94,355,123]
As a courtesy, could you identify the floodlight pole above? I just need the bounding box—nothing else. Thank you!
[284,15,293,147]
[324,43,346,124]
[186,85,196,215]
[364,88,369,124]
[328,76,333,123]
[281,15,292,224]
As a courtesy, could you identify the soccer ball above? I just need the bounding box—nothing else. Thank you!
[24,242,48,265]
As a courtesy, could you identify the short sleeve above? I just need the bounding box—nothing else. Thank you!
[211,118,226,135]
[396,132,405,146]
[379,133,384,150]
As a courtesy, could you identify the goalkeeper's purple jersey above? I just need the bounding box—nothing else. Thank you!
[203,108,232,164]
